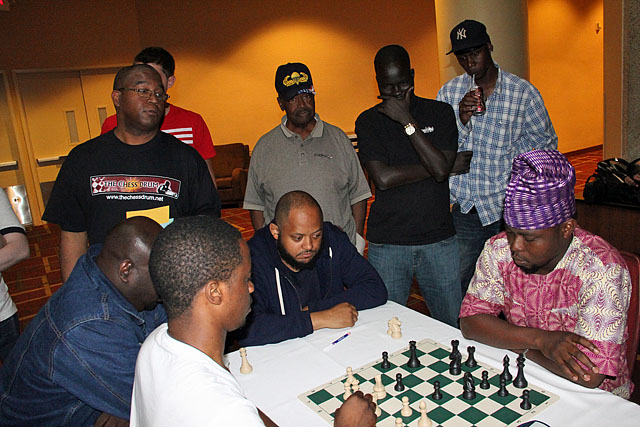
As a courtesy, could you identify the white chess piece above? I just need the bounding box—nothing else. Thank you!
[343,381,352,400]
[352,379,360,392]
[389,317,402,339]
[387,319,393,336]
[400,396,412,416]
[417,400,432,427]
[372,393,381,417]
[239,348,253,374]
[395,417,404,427]
[373,374,386,399]
[346,366,356,385]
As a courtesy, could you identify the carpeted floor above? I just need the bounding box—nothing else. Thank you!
[7,145,639,403]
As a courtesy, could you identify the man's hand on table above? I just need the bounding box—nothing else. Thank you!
[534,330,601,383]
[310,302,358,331]
[334,391,376,427]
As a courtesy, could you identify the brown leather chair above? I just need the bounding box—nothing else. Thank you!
[212,143,250,207]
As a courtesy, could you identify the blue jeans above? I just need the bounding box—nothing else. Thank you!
[0,312,20,362]
[452,205,502,295]
[367,236,462,327]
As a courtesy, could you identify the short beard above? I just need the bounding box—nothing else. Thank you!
[277,236,321,271]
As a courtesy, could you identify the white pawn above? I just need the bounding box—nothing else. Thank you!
[395,417,404,427]
[352,379,360,392]
[400,396,412,416]
[343,381,352,400]
[372,393,381,417]
[373,374,386,399]
[239,347,253,374]
[417,400,432,427]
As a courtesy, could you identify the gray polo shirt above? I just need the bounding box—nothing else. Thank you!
[244,114,371,244]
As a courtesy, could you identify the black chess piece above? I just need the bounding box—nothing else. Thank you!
[462,372,476,400]
[479,370,490,389]
[449,352,462,375]
[501,355,513,382]
[513,353,528,388]
[520,390,532,410]
[394,373,405,392]
[380,351,391,370]
[450,339,461,360]
[431,380,443,400]
[407,340,421,368]
[497,376,509,397]
[464,346,477,368]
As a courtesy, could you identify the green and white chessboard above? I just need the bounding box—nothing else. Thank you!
[299,338,558,426]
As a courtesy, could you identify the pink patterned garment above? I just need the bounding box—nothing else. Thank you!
[460,227,632,398]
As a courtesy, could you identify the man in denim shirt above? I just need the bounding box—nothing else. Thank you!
[0,217,165,425]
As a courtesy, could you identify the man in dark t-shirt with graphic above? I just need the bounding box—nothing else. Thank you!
[43,64,220,281]
[355,45,461,327]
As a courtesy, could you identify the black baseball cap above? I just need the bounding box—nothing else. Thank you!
[447,20,491,55]
[275,62,315,101]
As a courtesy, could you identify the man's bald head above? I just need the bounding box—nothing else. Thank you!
[274,191,323,227]
[97,216,163,311]
[113,64,160,90]
[99,216,162,263]
[374,45,411,74]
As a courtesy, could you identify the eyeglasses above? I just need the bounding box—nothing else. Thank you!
[455,46,485,62]
[118,87,170,101]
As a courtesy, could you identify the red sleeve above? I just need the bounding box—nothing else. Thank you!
[101,114,117,134]
[193,114,216,159]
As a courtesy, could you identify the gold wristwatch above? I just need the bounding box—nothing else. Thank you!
[404,123,416,136]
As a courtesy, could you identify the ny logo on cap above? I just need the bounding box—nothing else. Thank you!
[456,28,467,40]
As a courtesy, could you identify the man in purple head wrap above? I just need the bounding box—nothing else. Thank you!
[459,150,633,398]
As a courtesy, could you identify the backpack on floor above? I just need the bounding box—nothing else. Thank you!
[583,157,640,206]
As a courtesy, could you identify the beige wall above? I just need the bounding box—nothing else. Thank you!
[0,0,608,159]
[528,0,603,153]
[1,0,441,151]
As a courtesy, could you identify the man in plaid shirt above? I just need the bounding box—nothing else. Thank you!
[437,20,557,294]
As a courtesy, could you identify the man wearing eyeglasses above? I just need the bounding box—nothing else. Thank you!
[43,64,221,281]
[436,20,557,295]
[102,47,218,189]
[243,62,371,252]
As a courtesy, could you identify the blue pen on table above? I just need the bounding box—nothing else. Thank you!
[323,332,351,352]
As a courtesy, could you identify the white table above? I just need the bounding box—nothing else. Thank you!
[228,302,640,426]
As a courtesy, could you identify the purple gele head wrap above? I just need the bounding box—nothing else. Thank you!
[503,150,576,230]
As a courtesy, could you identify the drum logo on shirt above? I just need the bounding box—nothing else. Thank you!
[90,175,181,200]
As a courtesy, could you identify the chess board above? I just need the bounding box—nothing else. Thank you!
[299,339,558,426]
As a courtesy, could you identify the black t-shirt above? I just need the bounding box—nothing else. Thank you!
[355,95,457,245]
[43,130,221,245]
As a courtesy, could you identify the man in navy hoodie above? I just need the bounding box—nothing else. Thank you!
[237,191,387,346]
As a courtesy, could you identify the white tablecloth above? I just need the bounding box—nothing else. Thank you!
[227,301,640,426]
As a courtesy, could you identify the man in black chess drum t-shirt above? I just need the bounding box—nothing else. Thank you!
[43,64,221,281]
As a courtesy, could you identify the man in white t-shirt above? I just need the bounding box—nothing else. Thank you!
[131,216,377,426]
